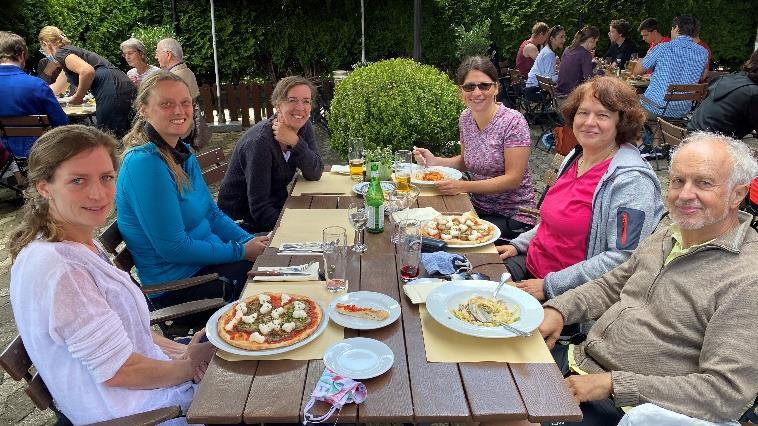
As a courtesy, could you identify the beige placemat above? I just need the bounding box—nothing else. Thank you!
[292,173,354,195]
[215,282,344,361]
[448,243,499,254]
[62,106,96,116]
[270,209,355,247]
[419,305,554,363]
[403,280,445,304]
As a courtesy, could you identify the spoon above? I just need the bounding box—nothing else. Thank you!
[492,272,511,298]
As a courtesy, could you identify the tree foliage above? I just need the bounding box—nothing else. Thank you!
[4,0,755,83]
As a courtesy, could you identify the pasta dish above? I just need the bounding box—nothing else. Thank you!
[416,170,445,181]
[452,296,518,327]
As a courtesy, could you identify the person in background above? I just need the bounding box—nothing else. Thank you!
[515,22,550,78]
[121,37,160,86]
[35,56,61,84]
[117,72,268,310]
[687,50,758,139]
[0,31,68,184]
[38,26,136,139]
[638,18,670,53]
[604,19,638,69]
[155,38,199,100]
[525,25,566,102]
[631,15,708,119]
[498,77,663,301]
[9,125,213,424]
[556,26,600,98]
[538,132,758,425]
[414,56,536,240]
[217,76,323,234]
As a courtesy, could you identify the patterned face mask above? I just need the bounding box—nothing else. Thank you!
[302,368,367,424]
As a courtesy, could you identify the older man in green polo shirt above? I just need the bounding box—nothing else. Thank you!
[538,132,758,426]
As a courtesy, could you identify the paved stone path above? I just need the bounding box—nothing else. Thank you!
[0,127,754,423]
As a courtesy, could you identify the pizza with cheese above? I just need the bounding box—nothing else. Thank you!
[421,211,496,245]
[217,292,323,350]
[334,303,390,321]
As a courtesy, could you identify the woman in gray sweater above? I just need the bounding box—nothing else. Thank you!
[498,76,664,301]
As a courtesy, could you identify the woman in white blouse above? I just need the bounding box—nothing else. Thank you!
[525,25,567,102]
[8,125,213,424]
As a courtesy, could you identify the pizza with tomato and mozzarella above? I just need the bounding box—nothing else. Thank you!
[217,292,323,350]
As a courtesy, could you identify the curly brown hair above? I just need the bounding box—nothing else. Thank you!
[560,76,645,146]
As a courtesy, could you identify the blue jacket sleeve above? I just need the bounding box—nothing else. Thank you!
[186,156,253,244]
[119,152,245,264]
[37,83,68,126]
[291,122,323,181]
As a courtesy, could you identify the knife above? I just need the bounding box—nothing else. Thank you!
[248,270,314,277]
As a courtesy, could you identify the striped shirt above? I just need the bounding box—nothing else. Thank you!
[641,36,708,118]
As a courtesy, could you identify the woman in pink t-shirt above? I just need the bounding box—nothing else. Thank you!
[414,56,536,239]
[497,77,664,301]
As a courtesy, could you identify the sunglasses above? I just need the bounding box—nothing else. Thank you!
[460,82,496,92]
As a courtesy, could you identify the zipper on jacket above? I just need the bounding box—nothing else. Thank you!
[621,212,628,245]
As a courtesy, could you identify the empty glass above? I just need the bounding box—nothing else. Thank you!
[348,202,368,253]
[322,226,348,292]
[398,219,422,282]
[387,185,420,244]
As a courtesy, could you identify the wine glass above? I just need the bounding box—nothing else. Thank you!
[348,202,368,253]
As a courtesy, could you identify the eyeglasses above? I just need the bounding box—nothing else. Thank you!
[460,82,496,92]
[284,97,312,107]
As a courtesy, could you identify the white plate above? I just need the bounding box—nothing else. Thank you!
[425,280,544,338]
[423,217,501,248]
[352,181,396,196]
[323,337,394,379]
[327,291,401,330]
[205,300,329,357]
[411,165,463,185]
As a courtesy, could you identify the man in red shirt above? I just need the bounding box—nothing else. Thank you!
[515,22,549,77]
[638,18,670,53]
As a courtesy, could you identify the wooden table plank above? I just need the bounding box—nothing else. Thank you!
[417,195,447,213]
[186,356,257,424]
[310,195,340,209]
[300,359,358,423]
[443,194,475,213]
[511,363,583,423]
[285,195,312,209]
[356,252,414,423]
[243,360,309,423]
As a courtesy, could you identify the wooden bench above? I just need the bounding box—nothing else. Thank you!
[0,335,181,425]
[196,146,228,186]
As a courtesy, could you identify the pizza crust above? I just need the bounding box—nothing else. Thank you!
[335,303,390,321]
[217,293,323,351]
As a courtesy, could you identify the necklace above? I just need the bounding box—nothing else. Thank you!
[578,145,618,175]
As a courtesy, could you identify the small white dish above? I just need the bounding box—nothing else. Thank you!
[328,291,401,330]
[352,181,396,196]
[323,337,394,379]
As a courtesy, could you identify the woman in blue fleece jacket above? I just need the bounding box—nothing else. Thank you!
[116,72,268,307]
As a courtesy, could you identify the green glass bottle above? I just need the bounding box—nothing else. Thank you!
[365,163,385,234]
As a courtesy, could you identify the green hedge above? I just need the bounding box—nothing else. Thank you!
[329,59,464,159]
[4,0,756,82]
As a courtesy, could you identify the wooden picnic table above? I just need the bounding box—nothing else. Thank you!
[187,188,582,424]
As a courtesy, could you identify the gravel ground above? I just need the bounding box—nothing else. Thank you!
[0,126,754,424]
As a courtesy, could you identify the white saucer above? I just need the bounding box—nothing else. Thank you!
[327,291,401,330]
[323,337,394,379]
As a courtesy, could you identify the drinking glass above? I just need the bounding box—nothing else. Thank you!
[387,185,420,244]
[348,138,365,182]
[393,150,412,192]
[322,226,348,292]
[348,202,368,253]
[398,219,422,282]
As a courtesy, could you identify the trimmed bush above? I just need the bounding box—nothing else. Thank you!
[329,58,465,159]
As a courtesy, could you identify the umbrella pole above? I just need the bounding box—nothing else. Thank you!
[210,0,224,124]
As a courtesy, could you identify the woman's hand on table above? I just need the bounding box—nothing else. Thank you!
[68,95,84,105]
[244,236,270,261]
[497,244,518,259]
[516,278,546,301]
[566,373,613,403]
[185,329,214,383]
[434,179,465,195]
[538,307,564,349]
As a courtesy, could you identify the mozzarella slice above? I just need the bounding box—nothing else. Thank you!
[248,332,265,343]
[258,322,273,335]
[272,318,282,325]
[259,302,272,314]
[281,294,291,305]
[225,317,240,331]
[241,313,257,324]
[282,322,296,332]
[271,307,285,318]
[292,309,307,319]
[235,303,248,314]
[258,294,271,304]
[293,301,306,311]
[441,234,452,241]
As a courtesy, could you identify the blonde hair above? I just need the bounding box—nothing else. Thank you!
[9,125,118,260]
[122,71,191,191]
[37,26,70,47]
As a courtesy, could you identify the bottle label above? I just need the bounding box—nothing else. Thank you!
[367,204,385,232]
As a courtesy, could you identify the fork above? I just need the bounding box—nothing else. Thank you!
[467,302,530,337]
[268,261,317,272]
